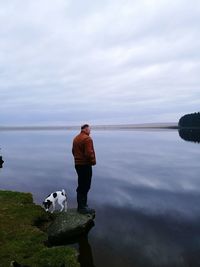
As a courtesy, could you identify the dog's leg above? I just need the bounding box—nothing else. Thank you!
[51,202,55,213]
[60,203,64,212]
[57,198,63,212]
[64,200,68,212]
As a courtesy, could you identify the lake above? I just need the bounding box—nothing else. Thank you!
[1,129,200,267]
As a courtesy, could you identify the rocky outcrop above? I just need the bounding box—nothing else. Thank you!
[0,189,95,266]
[48,209,95,245]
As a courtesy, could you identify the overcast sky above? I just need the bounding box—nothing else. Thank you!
[0,0,200,126]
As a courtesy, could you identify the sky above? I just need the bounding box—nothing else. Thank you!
[0,0,200,126]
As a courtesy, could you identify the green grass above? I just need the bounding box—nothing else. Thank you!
[0,190,79,267]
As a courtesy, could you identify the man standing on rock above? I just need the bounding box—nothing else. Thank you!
[72,124,96,214]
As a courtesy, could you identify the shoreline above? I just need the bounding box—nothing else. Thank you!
[0,123,178,131]
[0,190,79,267]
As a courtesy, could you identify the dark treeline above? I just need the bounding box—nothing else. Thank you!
[179,129,200,143]
[179,112,200,128]
[178,112,200,143]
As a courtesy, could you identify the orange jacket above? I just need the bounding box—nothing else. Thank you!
[72,131,96,166]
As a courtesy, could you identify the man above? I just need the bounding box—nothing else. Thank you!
[72,124,96,214]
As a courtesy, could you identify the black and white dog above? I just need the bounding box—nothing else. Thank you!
[43,189,67,213]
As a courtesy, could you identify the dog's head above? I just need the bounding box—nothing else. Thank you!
[43,199,52,211]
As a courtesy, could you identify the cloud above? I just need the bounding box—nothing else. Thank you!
[0,0,200,125]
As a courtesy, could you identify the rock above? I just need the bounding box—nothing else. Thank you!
[48,209,95,245]
[0,156,4,168]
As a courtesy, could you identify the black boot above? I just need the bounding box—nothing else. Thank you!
[85,194,95,213]
[78,207,95,215]
[77,193,95,214]
[83,194,88,207]
[77,192,85,210]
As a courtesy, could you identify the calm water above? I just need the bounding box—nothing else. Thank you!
[1,129,200,267]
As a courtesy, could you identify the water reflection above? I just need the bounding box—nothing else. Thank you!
[78,234,95,267]
[92,204,200,267]
[178,128,200,143]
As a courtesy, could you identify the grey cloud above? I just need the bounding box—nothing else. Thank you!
[0,0,200,125]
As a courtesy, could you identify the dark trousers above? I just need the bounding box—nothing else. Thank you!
[75,165,92,209]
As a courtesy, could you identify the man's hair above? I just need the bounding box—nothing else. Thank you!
[81,124,90,130]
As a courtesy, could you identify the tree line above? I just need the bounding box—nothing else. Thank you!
[178,112,200,128]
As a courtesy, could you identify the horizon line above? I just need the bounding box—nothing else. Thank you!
[0,122,178,131]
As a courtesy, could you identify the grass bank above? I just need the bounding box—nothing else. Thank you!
[0,190,79,267]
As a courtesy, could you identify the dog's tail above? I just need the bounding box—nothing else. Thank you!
[62,189,67,197]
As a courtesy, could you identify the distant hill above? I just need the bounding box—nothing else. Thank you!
[179,112,200,128]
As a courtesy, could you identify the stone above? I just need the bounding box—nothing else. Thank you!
[48,209,95,245]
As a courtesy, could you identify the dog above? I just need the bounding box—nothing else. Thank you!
[43,189,67,213]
